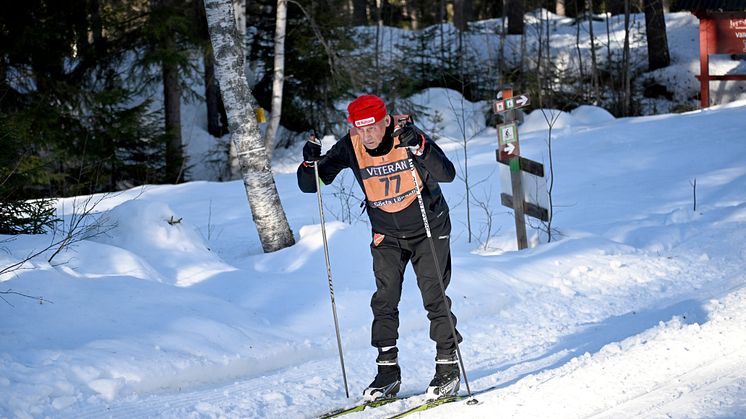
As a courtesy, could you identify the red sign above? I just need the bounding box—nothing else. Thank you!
[714,14,746,54]
[695,11,746,108]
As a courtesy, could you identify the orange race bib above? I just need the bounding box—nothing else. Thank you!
[351,131,422,213]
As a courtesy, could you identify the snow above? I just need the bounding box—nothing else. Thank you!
[3,11,746,419]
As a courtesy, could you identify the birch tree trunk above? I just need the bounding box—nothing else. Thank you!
[196,0,229,138]
[264,0,287,157]
[233,0,246,51]
[204,0,295,253]
[228,0,247,180]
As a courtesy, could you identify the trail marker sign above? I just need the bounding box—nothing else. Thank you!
[497,122,519,161]
[493,95,530,113]
[493,89,548,250]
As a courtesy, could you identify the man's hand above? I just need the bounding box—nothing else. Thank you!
[303,138,322,166]
[394,122,425,156]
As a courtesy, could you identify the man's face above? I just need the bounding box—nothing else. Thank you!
[357,115,390,150]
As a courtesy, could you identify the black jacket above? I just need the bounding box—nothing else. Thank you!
[297,118,455,238]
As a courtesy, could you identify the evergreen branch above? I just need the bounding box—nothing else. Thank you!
[287,0,337,77]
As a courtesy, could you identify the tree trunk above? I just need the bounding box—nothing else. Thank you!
[163,39,184,183]
[454,0,474,31]
[352,0,367,25]
[605,5,619,109]
[375,0,383,91]
[204,0,295,253]
[607,0,625,15]
[622,0,631,115]
[227,0,247,180]
[196,0,229,138]
[151,0,184,183]
[89,0,104,53]
[233,0,246,50]
[587,0,600,103]
[575,0,584,87]
[506,0,525,35]
[380,0,393,26]
[264,0,287,157]
[204,49,229,138]
[404,0,418,29]
[643,0,670,71]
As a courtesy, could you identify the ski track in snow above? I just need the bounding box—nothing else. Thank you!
[70,356,352,418]
[61,250,746,419]
[405,287,746,419]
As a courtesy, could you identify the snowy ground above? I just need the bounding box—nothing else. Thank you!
[2,88,746,418]
[4,10,746,419]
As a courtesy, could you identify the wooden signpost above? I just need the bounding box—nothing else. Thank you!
[494,88,549,250]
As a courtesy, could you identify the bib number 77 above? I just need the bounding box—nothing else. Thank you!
[379,175,401,196]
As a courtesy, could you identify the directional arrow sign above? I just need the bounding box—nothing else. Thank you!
[493,95,530,113]
[497,122,520,161]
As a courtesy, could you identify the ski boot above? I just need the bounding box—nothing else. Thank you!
[425,352,460,400]
[363,347,401,401]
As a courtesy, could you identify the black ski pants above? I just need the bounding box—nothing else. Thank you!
[369,217,462,355]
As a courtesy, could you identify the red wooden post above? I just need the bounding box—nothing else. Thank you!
[699,17,712,108]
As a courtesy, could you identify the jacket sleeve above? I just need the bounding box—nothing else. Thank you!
[297,136,352,193]
[414,131,456,183]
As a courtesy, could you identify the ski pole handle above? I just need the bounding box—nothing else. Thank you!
[304,134,323,164]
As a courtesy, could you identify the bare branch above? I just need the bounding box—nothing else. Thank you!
[47,193,117,263]
[0,289,54,307]
[1,192,126,277]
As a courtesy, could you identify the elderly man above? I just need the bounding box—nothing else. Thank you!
[297,95,462,401]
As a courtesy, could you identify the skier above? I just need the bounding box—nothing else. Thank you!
[297,95,462,401]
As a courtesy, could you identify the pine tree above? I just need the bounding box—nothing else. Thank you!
[0,0,170,200]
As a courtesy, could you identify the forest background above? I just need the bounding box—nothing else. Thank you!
[0,0,736,235]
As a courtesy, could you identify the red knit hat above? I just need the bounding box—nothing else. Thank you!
[347,95,387,128]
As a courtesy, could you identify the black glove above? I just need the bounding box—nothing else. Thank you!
[303,139,322,164]
[394,122,425,156]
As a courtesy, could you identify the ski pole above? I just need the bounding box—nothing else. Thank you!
[310,136,350,398]
[404,151,479,406]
